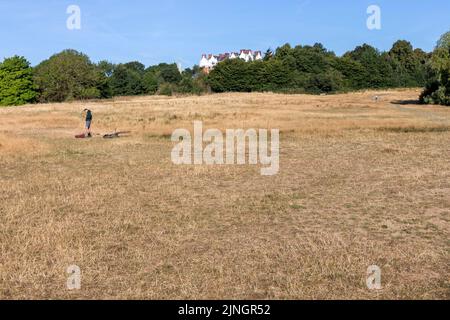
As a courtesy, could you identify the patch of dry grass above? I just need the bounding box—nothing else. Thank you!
[0,133,47,156]
[0,89,449,299]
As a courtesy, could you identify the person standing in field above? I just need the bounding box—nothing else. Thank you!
[83,108,93,137]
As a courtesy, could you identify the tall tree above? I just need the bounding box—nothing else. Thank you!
[344,44,395,88]
[34,49,107,102]
[208,59,252,92]
[436,32,450,50]
[388,40,428,87]
[110,63,146,96]
[158,63,182,84]
[123,61,146,74]
[421,31,450,105]
[0,56,37,106]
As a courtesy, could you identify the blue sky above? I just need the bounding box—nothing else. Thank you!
[0,0,448,68]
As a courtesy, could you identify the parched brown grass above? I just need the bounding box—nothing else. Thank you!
[0,88,449,300]
[0,133,47,155]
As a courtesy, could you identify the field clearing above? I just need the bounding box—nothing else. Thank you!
[0,88,449,299]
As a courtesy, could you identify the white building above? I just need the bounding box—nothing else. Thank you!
[239,49,254,62]
[199,54,210,69]
[199,54,219,70]
[254,51,263,61]
[200,49,263,72]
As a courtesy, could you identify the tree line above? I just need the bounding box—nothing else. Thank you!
[208,41,430,93]
[0,31,449,106]
[0,50,208,106]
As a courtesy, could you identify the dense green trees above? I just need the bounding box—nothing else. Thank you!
[178,71,208,95]
[109,62,146,96]
[388,40,428,87]
[144,63,183,95]
[106,62,188,96]
[0,38,448,106]
[209,41,432,95]
[34,50,108,102]
[30,53,203,101]
[208,59,250,92]
[342,44,395,88]
[420,31,450,106]
[0,56,37,106]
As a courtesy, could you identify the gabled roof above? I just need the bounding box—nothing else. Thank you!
[217,53,230,62]
[200,49,262,67]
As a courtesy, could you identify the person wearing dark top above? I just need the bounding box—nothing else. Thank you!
[84,109,93,137]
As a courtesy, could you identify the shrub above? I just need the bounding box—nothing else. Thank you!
[158,83,174,96]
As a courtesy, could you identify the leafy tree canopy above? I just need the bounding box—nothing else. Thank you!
[421,31,450,105]
[0,56,37,106]
[34,49,107,102]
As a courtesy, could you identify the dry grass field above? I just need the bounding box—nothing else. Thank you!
[0,88,449,300]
